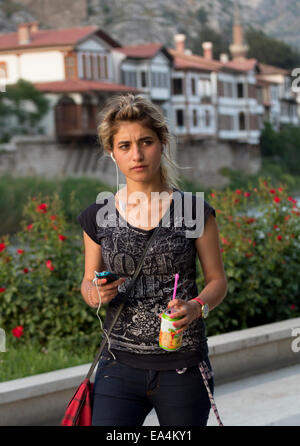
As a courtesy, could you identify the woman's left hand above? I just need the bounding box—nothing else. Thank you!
[166,298,201,334]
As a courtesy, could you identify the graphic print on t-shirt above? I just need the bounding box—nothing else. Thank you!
[77,188,216,356]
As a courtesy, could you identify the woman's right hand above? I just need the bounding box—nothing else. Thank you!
[88,277,126,307]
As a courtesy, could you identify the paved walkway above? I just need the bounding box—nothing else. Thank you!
[43,363,300,426]
[143,363,300,426]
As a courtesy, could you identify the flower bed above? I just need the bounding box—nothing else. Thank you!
[0,176,299,378]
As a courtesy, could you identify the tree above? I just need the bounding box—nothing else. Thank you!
[189,24,230,59]
[0,79,50,143]
[245,26,300,71]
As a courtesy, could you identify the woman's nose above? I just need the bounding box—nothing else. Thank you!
[131,143,144,161]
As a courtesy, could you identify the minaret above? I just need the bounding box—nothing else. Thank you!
[229,0,249,60]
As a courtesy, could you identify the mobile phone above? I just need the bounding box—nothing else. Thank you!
[95,271,120,283]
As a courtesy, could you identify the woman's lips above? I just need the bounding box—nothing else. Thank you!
[131,166,147,171]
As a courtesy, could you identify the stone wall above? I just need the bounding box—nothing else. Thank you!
[0,135,261,190]
[175,137,261,188]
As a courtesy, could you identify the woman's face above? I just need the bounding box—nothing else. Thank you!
[112,120,163,184]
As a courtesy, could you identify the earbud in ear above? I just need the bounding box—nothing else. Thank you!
[111,153,116,163]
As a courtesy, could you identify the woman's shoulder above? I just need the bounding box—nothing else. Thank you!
[76,198,113,244]
[178,190,216,225]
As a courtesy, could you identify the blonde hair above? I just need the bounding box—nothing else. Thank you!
[97,93,187,189]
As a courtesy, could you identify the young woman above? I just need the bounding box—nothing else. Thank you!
[77,94,227,426]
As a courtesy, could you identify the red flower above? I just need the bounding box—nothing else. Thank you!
[12,326,24,338]
[244,192,251,197]
[27,223,33,231]
[235,189,242,194]
[45,260,54,271]
[50,215,57,221]
[210,193,215,198]
[234,198,240,204]
[36,203,48,213]
[278,187,283,192]
[17,249,24,254]
[0,287,6,293]
[277,235,282,241]
[216,209,222,213]
[58,234,67,241]
[274,197,280,203]
[23,268,29,274]
[246,218,256,224]
[245,252,253,258]
[221,237,230,245]
[269,189,276,194]
[253,188,258,192]
[284,215,290,221]
[288,196,297,204]
[290,304,296,311]
[0,243,6,252]
[273,224,279,229]
[51,224,58,231]
[263,181,268,186]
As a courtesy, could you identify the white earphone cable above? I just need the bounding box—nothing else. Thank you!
[93,271,116,361]
[91,152,122,361]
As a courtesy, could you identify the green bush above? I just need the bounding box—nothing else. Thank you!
[198,176,300,335]
[0,176,299,355]
[260,122,300,176]
[0,175,113,236]
[0,192,106,353]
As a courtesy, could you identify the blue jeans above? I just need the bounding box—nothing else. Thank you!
[91,355,214,426]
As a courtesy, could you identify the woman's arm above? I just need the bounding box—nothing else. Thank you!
[167,213,228,333]
[80,230,104,307]
[80,230,125,307]
[193,213,228,311]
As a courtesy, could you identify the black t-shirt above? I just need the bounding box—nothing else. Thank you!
[77,187,216,370]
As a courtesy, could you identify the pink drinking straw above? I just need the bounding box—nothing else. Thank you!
[171,273,179,314]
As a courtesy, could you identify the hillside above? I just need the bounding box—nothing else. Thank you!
[0,0,299,53]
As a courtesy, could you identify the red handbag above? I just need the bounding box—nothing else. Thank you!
[60,219,164,426]
[61,379,93,426]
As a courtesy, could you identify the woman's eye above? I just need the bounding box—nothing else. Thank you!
[119,140,152,150]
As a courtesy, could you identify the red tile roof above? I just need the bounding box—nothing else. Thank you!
[258,62,289,76]
[168,48,223,72]
[0,25,120,51]
[222,58,259,72]
[114,43,163,58]
[168,49,254,74]
[33,79,141,93]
